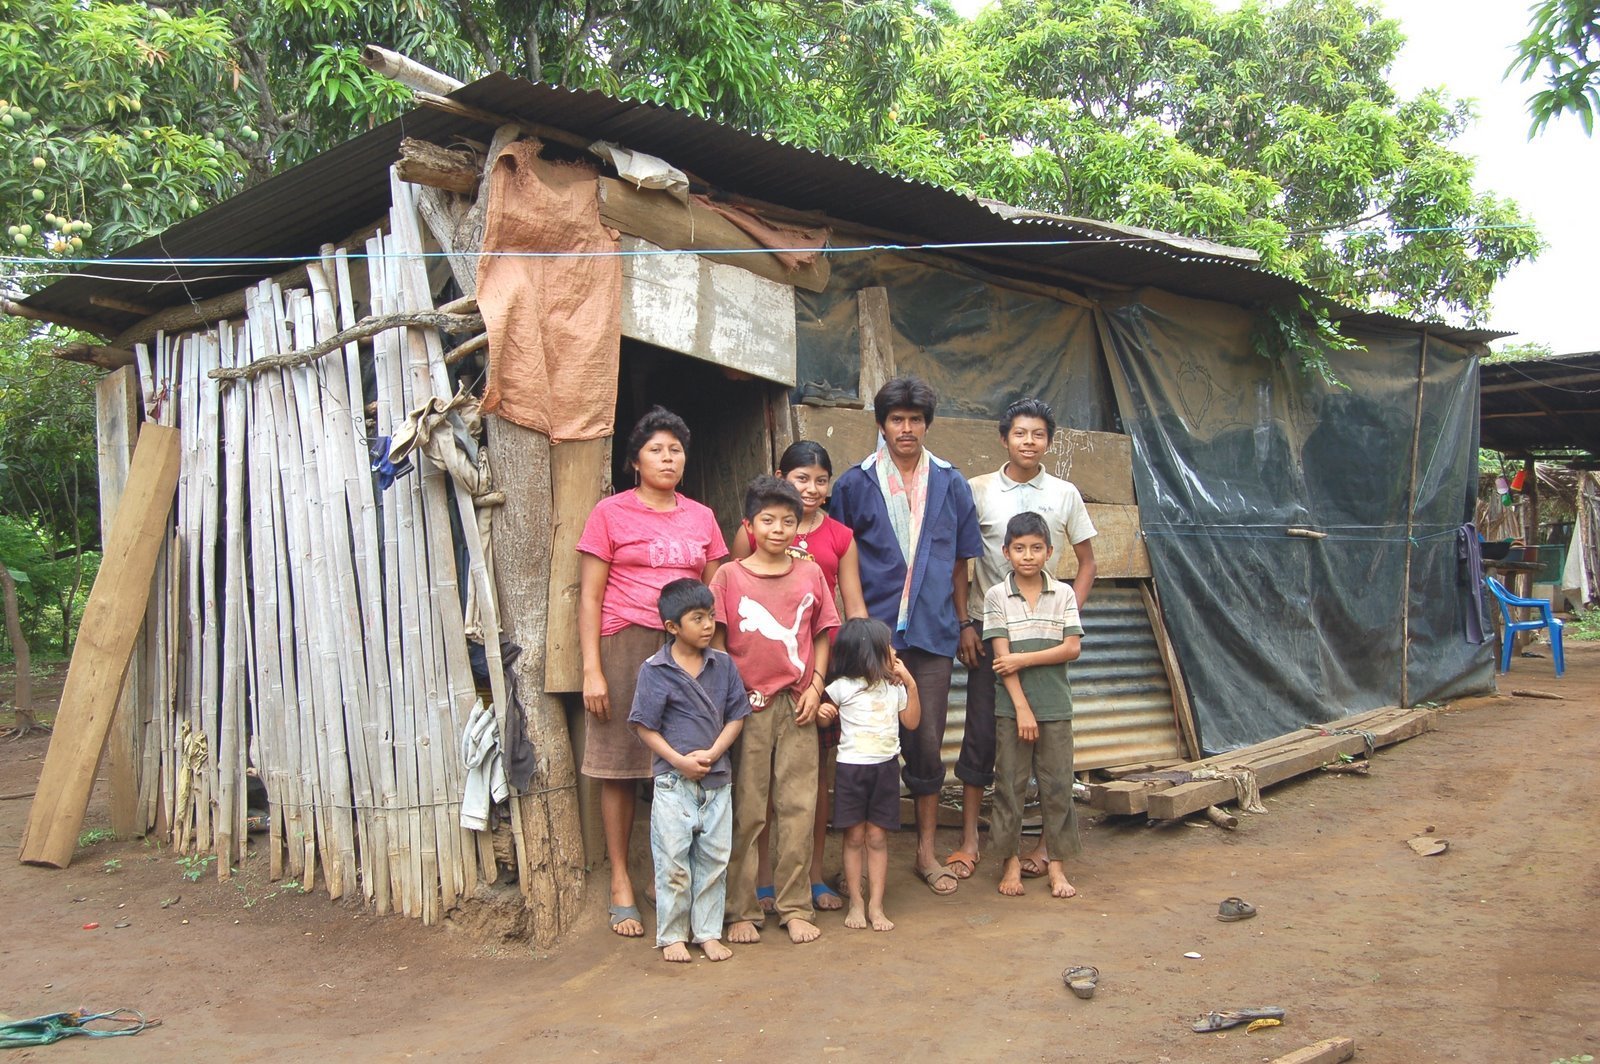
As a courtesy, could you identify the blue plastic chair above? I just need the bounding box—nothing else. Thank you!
[1484,577,1565,677]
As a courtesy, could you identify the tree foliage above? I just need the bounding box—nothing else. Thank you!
[0,315,100,652]
[1513,0,1600,135]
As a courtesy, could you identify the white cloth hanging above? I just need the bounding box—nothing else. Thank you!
[460,699,508,832]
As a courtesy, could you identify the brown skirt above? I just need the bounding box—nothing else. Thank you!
[581,624,667,780]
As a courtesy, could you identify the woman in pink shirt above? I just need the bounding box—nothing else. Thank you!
[577,406,729,938]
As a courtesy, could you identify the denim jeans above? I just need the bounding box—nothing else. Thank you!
[651,771,733,947]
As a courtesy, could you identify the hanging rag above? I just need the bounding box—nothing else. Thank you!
[466,637,538,793]
[1456,523,1490,645]
[589,141,689,199]
[691,196,831,273]
[460,699,509,832]
[477,139,620,442]
[1191,766,1269,814]
[388,385,499,638]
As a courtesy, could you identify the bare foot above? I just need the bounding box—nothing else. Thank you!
[786,918,822,943]
[726,920,761,944]
[998,856,1026,897]
[1047,860,1077,899]
[699,939,733,961]
[812,883,844,911]
[662,941,691,963]
[844,901,868,930]
[868,906,895,932]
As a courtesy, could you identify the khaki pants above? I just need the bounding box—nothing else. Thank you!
[726,691,819,927]
[991,717,1081,862]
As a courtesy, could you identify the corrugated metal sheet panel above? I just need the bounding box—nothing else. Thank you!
[22,75,1504,348]
[941,584,1183,774]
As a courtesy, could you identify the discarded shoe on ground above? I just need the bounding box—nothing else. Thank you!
[1062,965,1099,1000]
[1217,896,1257,921]
[1191,1007,1285,1033]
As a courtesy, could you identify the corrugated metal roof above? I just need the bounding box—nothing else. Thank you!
[21,74,1500,346]
[1479,351,1600,461]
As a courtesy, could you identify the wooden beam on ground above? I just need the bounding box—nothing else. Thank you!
[599,178,830,293]
[1143,708,1436,820]
[1269,1037,1356,1064]
[1086,705,1400,814]
[19,424,181,868]
[544,438,611,693]
[94,367,144,838]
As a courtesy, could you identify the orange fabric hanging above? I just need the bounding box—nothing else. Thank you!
[477,140,621,442]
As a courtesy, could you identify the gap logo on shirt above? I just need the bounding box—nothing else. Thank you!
[647,538,708,569]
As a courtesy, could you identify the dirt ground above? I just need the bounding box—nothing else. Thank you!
[2,643,1596,1063]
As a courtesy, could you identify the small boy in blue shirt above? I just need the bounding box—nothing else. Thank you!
[630,578,750,962]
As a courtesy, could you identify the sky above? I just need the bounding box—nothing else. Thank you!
[947,0,1600,354]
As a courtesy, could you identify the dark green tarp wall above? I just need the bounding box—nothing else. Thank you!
[1099,290,1494,751]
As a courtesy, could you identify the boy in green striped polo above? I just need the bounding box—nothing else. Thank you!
[982,511,1085,900]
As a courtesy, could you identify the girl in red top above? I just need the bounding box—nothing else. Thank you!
[732,441,867,914]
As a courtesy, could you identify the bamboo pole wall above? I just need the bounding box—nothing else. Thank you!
[121,169,497,922]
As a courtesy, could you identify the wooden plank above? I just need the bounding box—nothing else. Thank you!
[620,236,797,387]
[1086,705,1403,814]
[94,366,143,838]
[19,424,182,867]
[597,178,829,292]
[857,286,894,405]
[792,406,1136,505]
[1144,708,1436,820]
[1269,1037,1356,1064]
[545,438,611,693]
[1141,582,1200,761]
[1057,503,1147,579]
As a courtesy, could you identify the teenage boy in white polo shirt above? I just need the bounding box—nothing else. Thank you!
[948,398,1097,883]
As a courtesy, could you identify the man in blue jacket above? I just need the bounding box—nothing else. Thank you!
[828,376,983,895]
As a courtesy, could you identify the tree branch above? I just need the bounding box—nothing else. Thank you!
[209,310,484,382]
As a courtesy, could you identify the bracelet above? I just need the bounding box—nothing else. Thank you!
[961,619,979,632]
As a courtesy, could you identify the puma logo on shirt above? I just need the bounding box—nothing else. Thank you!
[736,593,817,673]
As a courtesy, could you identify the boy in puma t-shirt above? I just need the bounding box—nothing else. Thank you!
[712,476,840,945]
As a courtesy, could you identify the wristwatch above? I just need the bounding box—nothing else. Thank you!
[960,619,980,632]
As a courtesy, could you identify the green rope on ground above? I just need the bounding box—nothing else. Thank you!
[0,1008,157,1047]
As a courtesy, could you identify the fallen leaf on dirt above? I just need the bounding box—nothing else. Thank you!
[1407,836,1448,856]
[159,895,180,908]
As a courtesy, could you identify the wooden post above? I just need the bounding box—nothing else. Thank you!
[20,424,182,867]
[486,415,588,945]
[1521,457,1539,598]
[857,287,894,406]
[94,367,143,836]
[1399,330,1428,707]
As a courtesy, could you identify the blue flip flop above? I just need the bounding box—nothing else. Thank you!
[811,881,844,910]
[756,885,776,913]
